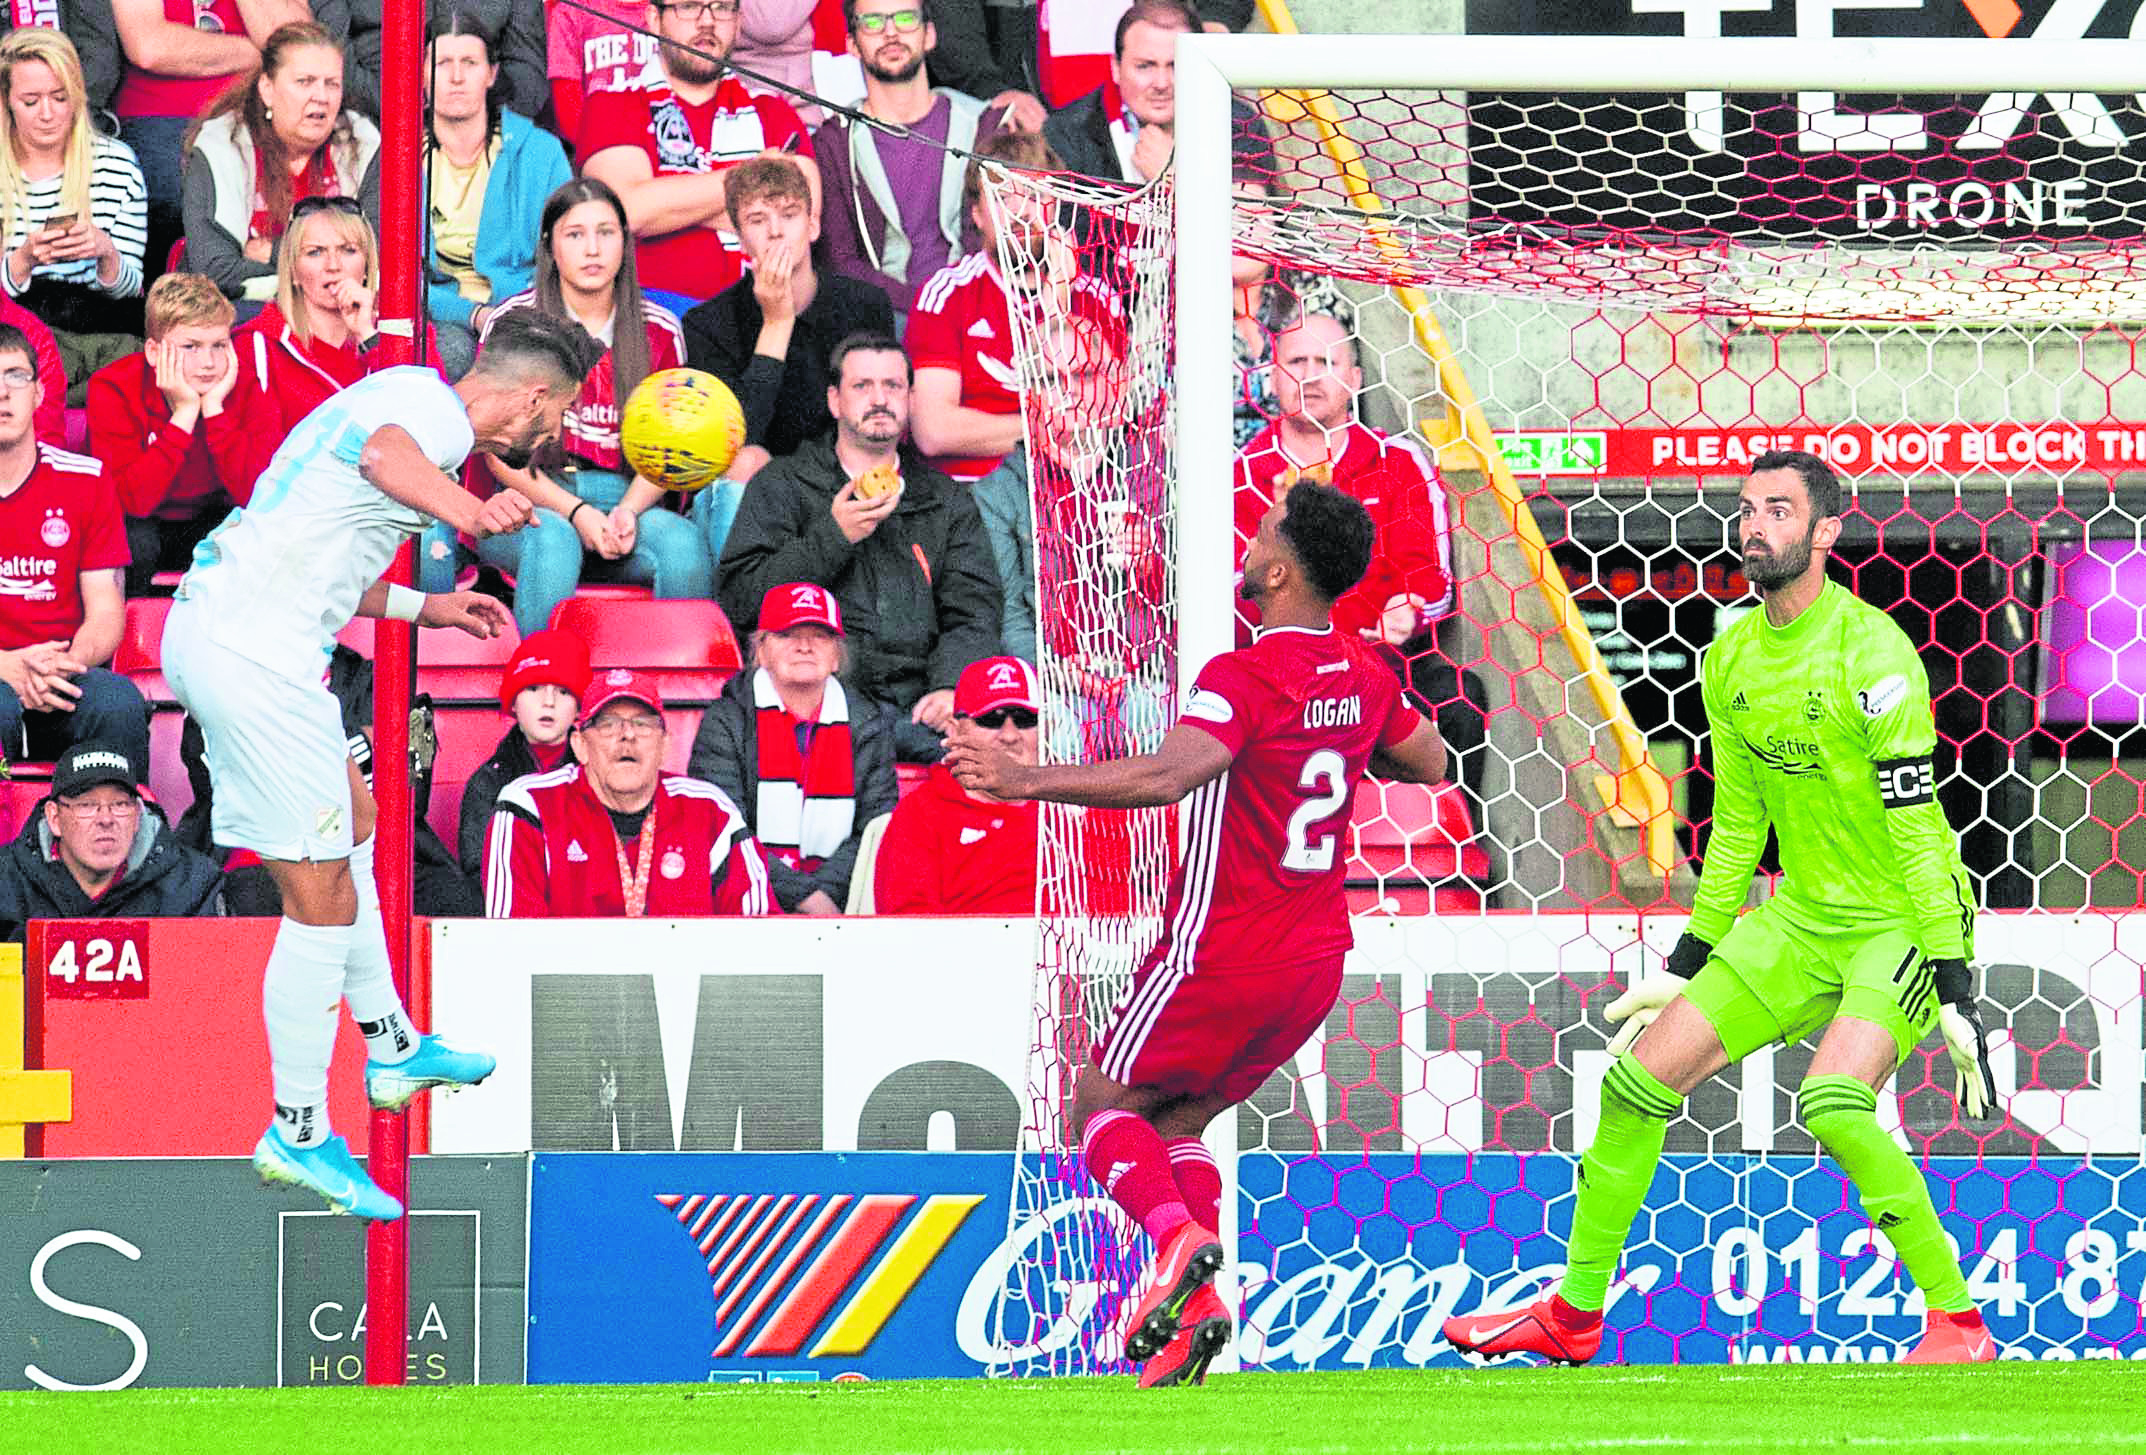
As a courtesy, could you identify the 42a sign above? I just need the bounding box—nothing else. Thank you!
[41,922,148,1001]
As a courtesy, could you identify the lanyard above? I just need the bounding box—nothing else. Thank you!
[612,799,659,918]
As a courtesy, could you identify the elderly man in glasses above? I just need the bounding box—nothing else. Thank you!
[578,0,819,315]
[484,667,778,918]
[0,321,150,777]
[872,654,1041,915]
[0,741,226,941]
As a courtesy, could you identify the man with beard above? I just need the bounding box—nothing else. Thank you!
[816,0,1013,325]
[159,310,598,1223]
[579,0,816,314]
[1442,449,2002,1367]
[718,332,1001,763]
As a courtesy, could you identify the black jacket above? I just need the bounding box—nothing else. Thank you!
[682,272,896,460]
[311,0,549,122]
[686,668,899,912]
[0,804,225,942]
[458,724,542,879]
[717,434,1002,710]
[1043,88,1272,186]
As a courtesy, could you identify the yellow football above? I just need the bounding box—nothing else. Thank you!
[620,368,746,492]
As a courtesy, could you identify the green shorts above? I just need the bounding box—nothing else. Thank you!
[1682,899,1938,1063]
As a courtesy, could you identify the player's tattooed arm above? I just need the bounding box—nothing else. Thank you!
[946,722,1233,808]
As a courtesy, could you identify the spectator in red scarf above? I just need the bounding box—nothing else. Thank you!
[484,668,777,918]
[87,271,252,593]
[688,581,897,916]
[873,653,1038,914]
[181,22,379,312]
[457,625,590,882]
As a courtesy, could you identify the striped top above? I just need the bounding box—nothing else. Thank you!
[0,135,148,302]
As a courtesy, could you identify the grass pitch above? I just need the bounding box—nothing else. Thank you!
[0,1362,2131,1455]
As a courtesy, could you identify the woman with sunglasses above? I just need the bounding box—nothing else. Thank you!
[218,195,443,488]
[0,29,147,348]
[431,176,712,630]
[686,581,897,917]
[182,21,378,311]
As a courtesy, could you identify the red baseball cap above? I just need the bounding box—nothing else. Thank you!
[955,656,1041,718]
[759,581,844,636]
[577,667,665,725]
[499,628,591,710]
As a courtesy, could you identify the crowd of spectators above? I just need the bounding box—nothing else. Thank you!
[0,0,1482,925]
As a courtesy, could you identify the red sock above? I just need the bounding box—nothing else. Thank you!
[1085,1109,1191,1244]
[1165,1137,1221,1230]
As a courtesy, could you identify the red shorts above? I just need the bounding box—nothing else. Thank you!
[1090,950,1345,1103]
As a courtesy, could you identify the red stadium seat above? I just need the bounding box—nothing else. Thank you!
[1345,779,1489,914]
[415,615,522,705]
[545,597,741,705]
[114,597,175,696]
[0,763,53,841]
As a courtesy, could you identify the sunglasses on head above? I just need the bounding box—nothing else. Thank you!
[291,195,364,221]
[967,707,1037,730]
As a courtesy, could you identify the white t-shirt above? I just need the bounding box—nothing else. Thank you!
[180,368,474,681]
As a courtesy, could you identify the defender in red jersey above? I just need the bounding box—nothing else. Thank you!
[947,483,1450,1387]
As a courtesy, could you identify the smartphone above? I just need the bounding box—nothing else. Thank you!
[40,211,76,232]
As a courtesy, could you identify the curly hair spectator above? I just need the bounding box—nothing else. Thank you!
[113,0,308,270]
[182,22,380,308]
[0,29,145,350]
[0,320,147,775]
[872,654,1039,914]
[456,625,587,882]
[0,741,225,941]
[484,668,777,918]
[437,177,712,632]
[682,154,894,486]
[88,271,252,593]
[577,0,815,315]
[687,582,897,917]
[312,0,545,123]
[421,8,570,380]
[719,332,1002,764]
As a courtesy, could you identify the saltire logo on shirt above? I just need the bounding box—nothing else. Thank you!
[654,1191,983,1359]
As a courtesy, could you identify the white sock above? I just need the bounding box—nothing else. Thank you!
[342,835,417,1065]
[263,916,351,1147]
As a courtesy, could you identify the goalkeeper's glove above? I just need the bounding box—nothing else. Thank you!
[1606,933,1711,1057]
[1934,957,1998,1122]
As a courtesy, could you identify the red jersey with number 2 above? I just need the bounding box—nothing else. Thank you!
[1159,625,1420,975]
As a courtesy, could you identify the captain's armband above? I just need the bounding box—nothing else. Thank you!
[1875,755,1935,809]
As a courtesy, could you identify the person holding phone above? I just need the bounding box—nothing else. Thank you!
[0,29,148,353]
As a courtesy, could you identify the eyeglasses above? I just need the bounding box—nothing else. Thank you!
[657,0,740,19]
[966,708,1038,730]
[57,799,139,822]
[0,368,35,392]
[853,8,923,33]
[290,195,364,222]
[581,714,665,739]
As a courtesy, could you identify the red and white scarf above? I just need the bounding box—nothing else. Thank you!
[752,669,856,871]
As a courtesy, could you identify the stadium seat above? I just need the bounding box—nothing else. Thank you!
[844,812,894,913]
[415,615,522,705]
[114,597,176,698]
[0,762,53,841]
[545,597,742,705]
[1345,779,1489,913]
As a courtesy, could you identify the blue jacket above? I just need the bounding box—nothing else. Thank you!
[426,110,573,330]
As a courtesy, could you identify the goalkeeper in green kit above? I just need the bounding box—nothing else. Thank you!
[1442,450,1999,1366]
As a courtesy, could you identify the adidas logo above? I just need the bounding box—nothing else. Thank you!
[1875,1210,1905,1229]
[960,827,987,845]
[1730,691,1749,711]
[1103,1159,1135,1194]
[966,317,995,339]
[566,839,589,863]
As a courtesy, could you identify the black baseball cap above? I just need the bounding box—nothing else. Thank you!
[52,743,138,799]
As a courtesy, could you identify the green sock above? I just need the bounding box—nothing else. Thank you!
[1799,1074,1973,1314]
[1561,1055,1682,1312]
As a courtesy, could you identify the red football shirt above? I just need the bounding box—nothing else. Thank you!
[577,73,812,300]
[1161,626,1419,973]
[907,254,1123,482]
[0,445,129,651]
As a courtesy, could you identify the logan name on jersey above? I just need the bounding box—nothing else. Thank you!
[1303,695,1363,729]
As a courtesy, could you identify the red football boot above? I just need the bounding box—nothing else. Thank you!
[1901,1309,1997,1364]
[1138,1284,1231,1388]
[1123,1221,1224,1363]
[1442,1294,1603,1365]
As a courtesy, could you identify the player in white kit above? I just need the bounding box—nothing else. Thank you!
[162,311,599,1220]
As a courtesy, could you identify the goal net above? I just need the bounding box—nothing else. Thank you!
[982,33,2146,1375]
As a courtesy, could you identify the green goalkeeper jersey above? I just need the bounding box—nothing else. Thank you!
[1690,579,1974,959]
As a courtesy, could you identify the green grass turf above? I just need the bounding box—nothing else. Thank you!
[0,1363,2137,1455]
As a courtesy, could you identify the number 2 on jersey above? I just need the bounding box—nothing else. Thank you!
[1281,749,1348,872]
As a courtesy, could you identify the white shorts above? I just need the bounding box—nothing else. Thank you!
[162,599,354,862]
